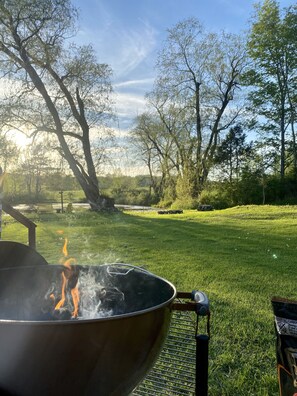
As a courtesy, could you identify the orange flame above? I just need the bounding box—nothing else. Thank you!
[54,237,79,318]
[55,272,67,310]
[62,238,68,258]
[71,287,80,318]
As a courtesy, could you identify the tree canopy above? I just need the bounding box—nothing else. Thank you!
[133,18,247,206]
[0,0,115,210]
[245,0,297,179]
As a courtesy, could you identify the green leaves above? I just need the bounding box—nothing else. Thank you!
[245,0,297,178]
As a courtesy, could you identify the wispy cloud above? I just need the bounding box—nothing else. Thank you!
[110,91,148,132]
[111,22,157,78]
[114,78,154,89]
[115,92,147,118]
[76,8,157,80]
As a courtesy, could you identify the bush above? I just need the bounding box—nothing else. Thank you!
[199,188,231,209]
[158,199,174,208]
[109,188,155,206]
[171,197,199,210]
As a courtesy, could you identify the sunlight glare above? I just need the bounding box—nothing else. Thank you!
[11,131,31,149]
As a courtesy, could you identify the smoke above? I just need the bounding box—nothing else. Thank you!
[77,269,125,320]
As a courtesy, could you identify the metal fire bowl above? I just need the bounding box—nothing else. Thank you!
[0,264,176,396]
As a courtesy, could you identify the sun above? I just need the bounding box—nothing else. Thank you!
[10,130,31,149]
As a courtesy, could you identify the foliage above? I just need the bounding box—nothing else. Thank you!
[198,184,232,209]
[170,197,199,210]
[2,205,297,395]
[0,0,115,210]
[133,18,247,206]
[0,135,19,171]
[214,125,253,182]
[244,0,297,178]
[1,4,297,210]
[264,174,297,204]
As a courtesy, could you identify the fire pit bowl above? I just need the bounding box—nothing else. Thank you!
[0,264,176,396]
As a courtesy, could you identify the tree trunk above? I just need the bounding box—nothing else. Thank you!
[280,110,286,180]
[0,13,115,212]
[23,54,112,211]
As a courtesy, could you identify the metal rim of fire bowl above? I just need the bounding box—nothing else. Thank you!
[0,263,177,326]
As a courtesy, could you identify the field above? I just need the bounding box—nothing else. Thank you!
[2,205,297,395]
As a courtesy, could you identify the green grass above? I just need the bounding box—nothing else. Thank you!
[2,204,297,395]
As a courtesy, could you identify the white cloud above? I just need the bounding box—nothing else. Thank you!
[112,25,156,77]
[114,78,154,89]
[115,91,147,121]
[76,18,157,80]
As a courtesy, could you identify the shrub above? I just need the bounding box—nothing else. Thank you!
[158,199,174,208]
[199,188,231,209]
[171,197,199,210]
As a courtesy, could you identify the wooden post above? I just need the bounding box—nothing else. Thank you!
[59,191,64,213]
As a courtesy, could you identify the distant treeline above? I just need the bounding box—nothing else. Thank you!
[2,172,154,206]
[3,171,297,209]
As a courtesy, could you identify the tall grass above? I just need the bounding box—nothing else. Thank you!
[2,205,297,395]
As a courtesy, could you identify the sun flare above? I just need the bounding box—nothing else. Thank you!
[12,131,31,149]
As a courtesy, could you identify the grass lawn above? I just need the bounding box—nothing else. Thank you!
[2,205,297,395]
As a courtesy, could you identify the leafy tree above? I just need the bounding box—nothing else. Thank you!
[245,0,297,179]
[214,125,253,183]
[134,18,247,205]
[0,133,19,171]
[131,112,178,203]
[0,0,115,210]
[19,141,55,200]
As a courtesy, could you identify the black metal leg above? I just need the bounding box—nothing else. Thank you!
[196,334,209,396]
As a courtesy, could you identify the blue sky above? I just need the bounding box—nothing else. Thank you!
[72,0,293,131]
[71,0,293,173]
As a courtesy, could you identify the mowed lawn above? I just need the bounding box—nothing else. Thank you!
[2,205,297,395]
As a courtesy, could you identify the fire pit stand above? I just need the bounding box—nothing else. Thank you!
[133,290,210,396]
[0,241,210,396]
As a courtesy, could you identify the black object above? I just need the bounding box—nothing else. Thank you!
[197,205,213,212]
[196,334,209,396]
[158,210,183,214]
[0,263,176,396]
[0,241,48,268]
[0,242,211,395]
[272,297,297,396]
[134,290,210,395]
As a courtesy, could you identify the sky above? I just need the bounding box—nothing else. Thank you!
[71,0,293,173]
[72,0,293,130]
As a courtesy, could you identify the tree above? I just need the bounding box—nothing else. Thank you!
[0,133,19,171]
[20,141,55,201]
[245,0,297,179]
[214,125,253,183]
[0,0,115,210]
[131,112,178,203]
[134,18,247,205]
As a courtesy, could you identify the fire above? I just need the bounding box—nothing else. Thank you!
[54,237,80,318]
[62,237,69,258]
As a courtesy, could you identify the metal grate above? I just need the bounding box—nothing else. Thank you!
[132,305,197,395]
